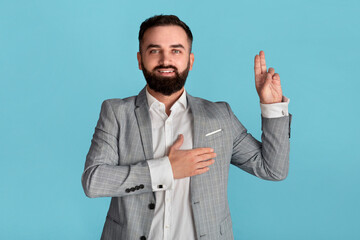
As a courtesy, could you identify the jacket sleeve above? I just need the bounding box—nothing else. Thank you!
[81,100,152,198]
[226,103,291,181]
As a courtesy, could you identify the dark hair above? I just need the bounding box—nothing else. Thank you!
[138,15,193,52]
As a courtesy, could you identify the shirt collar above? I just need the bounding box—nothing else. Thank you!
[146,87,188,111]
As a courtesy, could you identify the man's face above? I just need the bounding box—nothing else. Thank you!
[137,25,194,96]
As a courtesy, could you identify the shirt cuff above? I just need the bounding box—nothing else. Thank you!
[147,157,174,191]
[260,96,290,118]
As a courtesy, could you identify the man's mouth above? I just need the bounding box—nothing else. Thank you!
[156,68,176,75]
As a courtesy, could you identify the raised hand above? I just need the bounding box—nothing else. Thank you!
[254,51,283,104]
[168,134,216,179]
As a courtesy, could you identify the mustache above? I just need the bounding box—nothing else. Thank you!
[153,65,178,71]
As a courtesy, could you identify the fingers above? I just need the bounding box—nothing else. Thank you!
[259,51,267,73]
[268,67,275,75]
[197,159,215,169]
[267,69,280,83]
[192,159,215,176]
[267,68,280,83]
[180,149,216,162]
[193,167,210,176]
[169,143,217,179]
[272,73,281,85]
[254,55,261,76]
[196,152,217,162]
[255,51,267,76]
[191,147,214,155]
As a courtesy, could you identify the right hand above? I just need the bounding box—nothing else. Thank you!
[168,134,216,179]
[254,51,283,104]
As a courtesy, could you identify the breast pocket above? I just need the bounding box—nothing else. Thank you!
[205,128,223,141]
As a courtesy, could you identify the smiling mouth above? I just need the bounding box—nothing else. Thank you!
[156,68,176,75]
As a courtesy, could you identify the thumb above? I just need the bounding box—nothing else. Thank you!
[171,134,184,151]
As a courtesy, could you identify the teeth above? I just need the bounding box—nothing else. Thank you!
[159,70,174,73]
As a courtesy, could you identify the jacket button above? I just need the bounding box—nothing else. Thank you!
[140,236,146,240]
[139,184,144,189]
[135,186,140,190]
[125,188,130,193]
[148,203,155,210]
[130,187,135,192]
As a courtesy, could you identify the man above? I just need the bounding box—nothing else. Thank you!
[82,15,291,240]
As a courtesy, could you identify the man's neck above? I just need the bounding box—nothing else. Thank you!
[146,85,184,116]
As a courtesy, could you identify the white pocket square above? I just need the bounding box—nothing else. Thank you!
[205,129,222,137]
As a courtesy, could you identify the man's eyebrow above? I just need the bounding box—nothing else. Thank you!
[145,44,186,51]
[146,44,161,50]
[170,44,185,49]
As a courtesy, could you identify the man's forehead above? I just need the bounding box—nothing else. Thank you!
[142,26,190,47]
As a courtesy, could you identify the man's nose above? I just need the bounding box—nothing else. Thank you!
[159,51,172,66]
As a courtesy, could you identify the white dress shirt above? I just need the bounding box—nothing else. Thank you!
[146,88,289,240]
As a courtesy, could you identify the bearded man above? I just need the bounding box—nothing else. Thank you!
[82,15,291,240]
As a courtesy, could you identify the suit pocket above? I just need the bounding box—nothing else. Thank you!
[101,216,123,240]
[106,215,121,225]
[220,214,233,238]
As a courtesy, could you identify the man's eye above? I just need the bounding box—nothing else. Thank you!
[173,50,181,54]
[150,50,159,54]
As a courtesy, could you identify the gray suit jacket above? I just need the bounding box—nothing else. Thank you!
[82,88,291,240]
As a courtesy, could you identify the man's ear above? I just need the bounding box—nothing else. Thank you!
[189,53,195,71]
[137,52,142,70]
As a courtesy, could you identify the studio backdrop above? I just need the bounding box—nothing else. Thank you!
[1,0,359,239]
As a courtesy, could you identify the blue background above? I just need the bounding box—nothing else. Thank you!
[1,0,359,239]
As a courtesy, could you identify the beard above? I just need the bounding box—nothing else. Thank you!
[141,61,190,96]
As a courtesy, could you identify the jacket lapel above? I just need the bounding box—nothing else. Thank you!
[187,93,208,196]
[187,93,213,236]
[187,94,207,149]
[134,87,154,160]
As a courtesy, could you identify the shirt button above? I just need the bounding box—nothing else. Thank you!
[282,110,285,116]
